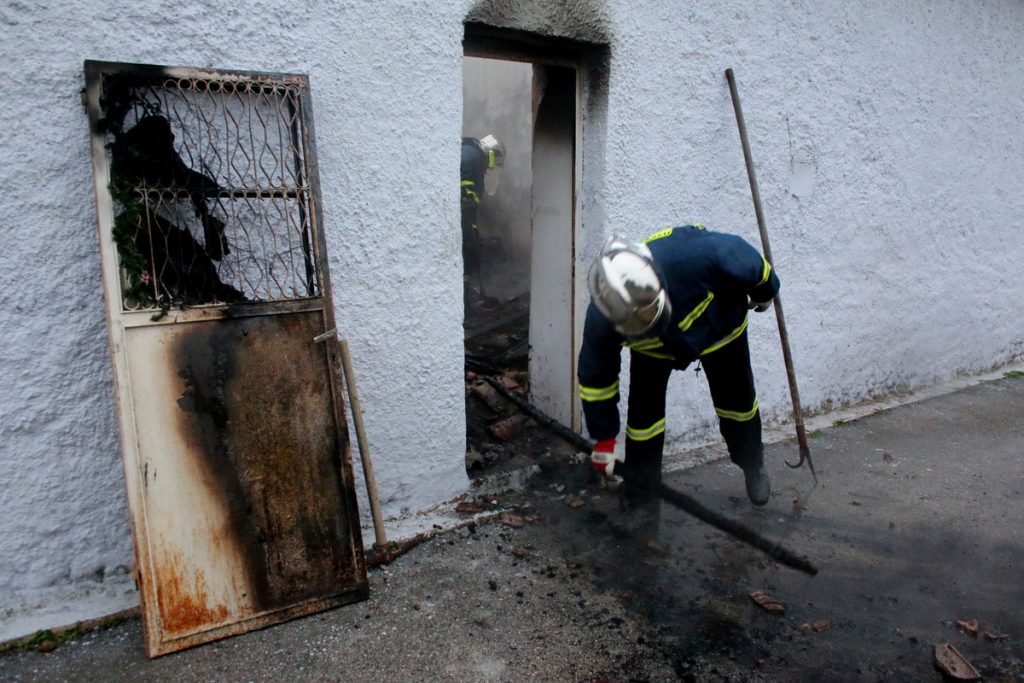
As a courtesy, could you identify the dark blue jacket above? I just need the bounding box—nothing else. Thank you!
[461,139,487,226]
[577,225,780,440]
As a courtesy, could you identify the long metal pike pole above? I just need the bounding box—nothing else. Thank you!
[725,68,816,482]
[482,376,818,576]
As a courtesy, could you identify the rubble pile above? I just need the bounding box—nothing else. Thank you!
[463,290,536,472]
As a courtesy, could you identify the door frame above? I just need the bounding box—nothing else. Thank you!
[463,25,605,431]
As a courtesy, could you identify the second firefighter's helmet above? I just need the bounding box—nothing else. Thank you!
[475,134,505,169]
[587,235,667,337]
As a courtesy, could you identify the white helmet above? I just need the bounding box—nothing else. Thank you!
[476,134,505,170]
[587,236,667,337]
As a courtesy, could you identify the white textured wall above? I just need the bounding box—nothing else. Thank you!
[1,0,1022,638]
[0,0,468,638]
[586,1,1024,450]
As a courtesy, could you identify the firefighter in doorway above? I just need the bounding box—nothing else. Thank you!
[578,225,780,506]
[460,134,505,292]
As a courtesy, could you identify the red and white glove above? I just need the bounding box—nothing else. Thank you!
[590,437,625,477]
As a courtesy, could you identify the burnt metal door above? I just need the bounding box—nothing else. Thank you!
[83,61,367,657]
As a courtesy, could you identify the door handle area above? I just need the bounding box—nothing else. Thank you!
[313,328,337,344]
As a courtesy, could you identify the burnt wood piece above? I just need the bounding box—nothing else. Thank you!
[481,374,819,576]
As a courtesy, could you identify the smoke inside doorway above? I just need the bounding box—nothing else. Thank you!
[462,57,536,471]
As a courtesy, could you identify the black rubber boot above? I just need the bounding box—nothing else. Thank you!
[743,464,771,506]
[618,434,664,505]
[722,424,770,506]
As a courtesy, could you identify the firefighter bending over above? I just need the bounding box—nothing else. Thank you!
[578,225,780,506]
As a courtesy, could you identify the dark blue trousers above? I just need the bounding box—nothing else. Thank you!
[619,330,764,491]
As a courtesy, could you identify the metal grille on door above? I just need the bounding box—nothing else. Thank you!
[100,71,320,309]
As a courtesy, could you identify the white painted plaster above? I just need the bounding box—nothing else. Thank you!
[529,66,578,427]
[592,1,1024,458]
[1,0,1022,641]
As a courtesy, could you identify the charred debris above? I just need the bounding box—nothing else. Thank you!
[464,289,561,474]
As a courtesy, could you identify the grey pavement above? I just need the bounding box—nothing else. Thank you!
[2,374,1023,682]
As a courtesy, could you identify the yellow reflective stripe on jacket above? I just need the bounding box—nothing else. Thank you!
[622,338,675,360]
[715,399,759,422]
[756,258,772,287]
[487,149,495,169]
[579,381,619,402]
[626,418,666,441]
[700,315,749,356]
[644,225,704,244]
[678,291,714,332]
[643,227,674,243]
[461,180,480,204]
[624,337,663,351]
[635,349,676,359]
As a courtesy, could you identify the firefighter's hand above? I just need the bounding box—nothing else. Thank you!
[748,297,773,312]
[590,438,624,477]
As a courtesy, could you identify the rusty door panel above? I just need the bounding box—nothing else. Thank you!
[84,61,368,657]
[125,312,366,646]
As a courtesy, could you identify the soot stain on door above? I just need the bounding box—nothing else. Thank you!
[171,312,359,617]
[174,319,273,612]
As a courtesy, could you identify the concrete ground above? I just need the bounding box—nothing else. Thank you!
[1,374,1022,682]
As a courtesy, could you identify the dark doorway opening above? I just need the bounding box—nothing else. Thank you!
[461,51,580,475]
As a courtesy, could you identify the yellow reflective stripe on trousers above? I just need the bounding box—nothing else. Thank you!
[678,291,714,332]
[715,398,759,422]
[756,258,772,287]
[579,381,619,402]
[627,418,666,441]
[700,316,749,356]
